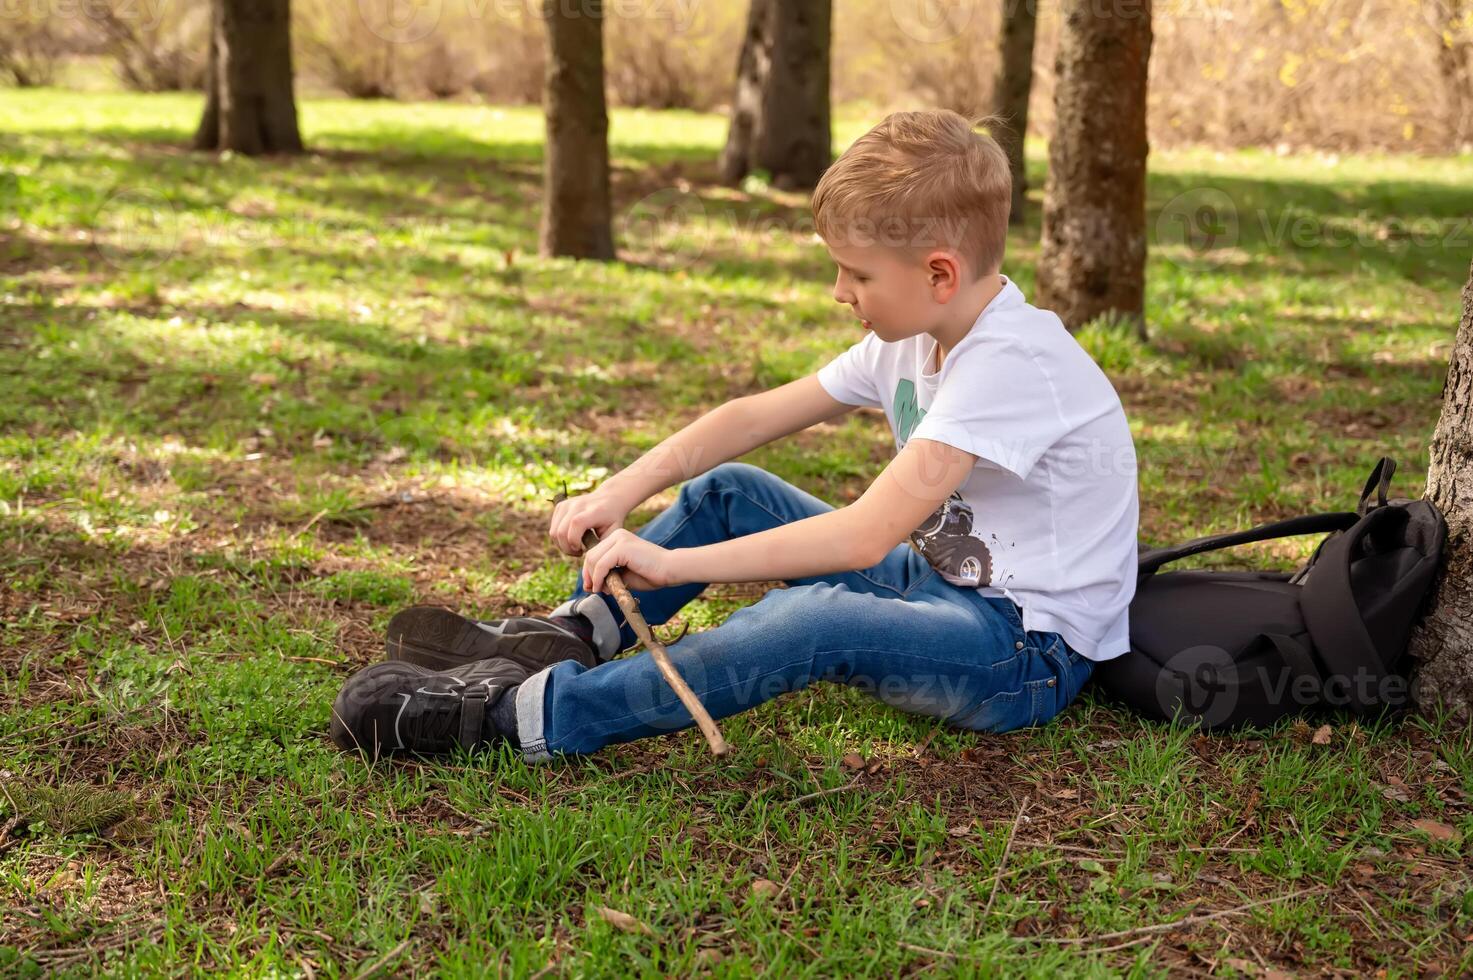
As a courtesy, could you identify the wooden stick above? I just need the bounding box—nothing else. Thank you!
[1038,885,1328,945]
[983,794,1029,917]
[788,777,863,806]
[570,519,730,757]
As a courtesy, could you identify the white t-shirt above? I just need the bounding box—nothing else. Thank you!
[816,275,1138,661]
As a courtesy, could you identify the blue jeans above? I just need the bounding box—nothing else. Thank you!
[515,462,1093,763]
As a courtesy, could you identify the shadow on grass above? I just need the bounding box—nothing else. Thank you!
[1146,170,1473,286]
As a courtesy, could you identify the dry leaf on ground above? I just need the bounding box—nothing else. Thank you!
[1410,819,1459,843]
[592,905,654,936]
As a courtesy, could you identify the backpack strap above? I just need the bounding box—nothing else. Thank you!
[1298,457,1402,706]
[1299,507,1399,704]
[1139,512,1360,577]
[1260,631,1320,684]
[1356,457,1396,517]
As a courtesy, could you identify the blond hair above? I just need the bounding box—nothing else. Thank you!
[810,109,1012,280]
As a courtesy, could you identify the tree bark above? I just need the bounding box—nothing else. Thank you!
[539,0,615,261]
[194,13,219,148]
[1036,0,1152,333]
[194,0,303,155]
[718,0,832,191]
[992,0,1039,225]
[1409,254,1473,722]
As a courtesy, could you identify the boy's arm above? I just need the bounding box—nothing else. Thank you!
[669,437,978,584]
[598,375,857,509]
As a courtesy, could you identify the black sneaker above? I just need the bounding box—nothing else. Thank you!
[384,606,600,672]
[329,657,528,760]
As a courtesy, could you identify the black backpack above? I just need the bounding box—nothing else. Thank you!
[1095,457,1447,731]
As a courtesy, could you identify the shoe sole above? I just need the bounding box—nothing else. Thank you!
[385,606,598,672]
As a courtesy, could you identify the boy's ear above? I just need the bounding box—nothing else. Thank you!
[925,250,962,298]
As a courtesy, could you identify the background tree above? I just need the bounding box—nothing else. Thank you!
[539,0,615,260]
[0,6,65,87]
[1429,0,1472,146]
[1410,254,1473,721]
[992,0,1039,224]
[1036,0,1152,333]
[719,0,832,190]
[194,0,302,155]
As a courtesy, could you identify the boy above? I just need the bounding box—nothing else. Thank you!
[330,110,1139,762]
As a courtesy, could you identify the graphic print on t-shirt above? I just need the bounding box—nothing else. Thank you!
[911,490,994,586]
[893,379,995,587]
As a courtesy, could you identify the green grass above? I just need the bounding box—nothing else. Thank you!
[2,88,1471,975]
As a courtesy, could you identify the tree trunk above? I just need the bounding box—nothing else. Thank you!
[1409,254,1473,722]
[1431,0,1472,147]
[718,0,832,191]
[539,0,615,261]
[1036,0,1152,334]
[194,13,219,148]
[194,0,303,155]
[992,0,1039,225]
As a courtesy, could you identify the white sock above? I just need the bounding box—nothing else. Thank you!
[547,594,622,660]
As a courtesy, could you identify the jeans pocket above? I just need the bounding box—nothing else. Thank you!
[1039,636,1091,710]
[949,683,1047,733]
[899,563,936,598]
[981,595,1026,641]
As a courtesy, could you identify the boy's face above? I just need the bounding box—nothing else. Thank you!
[826,242,961,343]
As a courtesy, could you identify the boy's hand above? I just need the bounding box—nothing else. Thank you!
[549,487,633,556]
[582,529,683,594]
